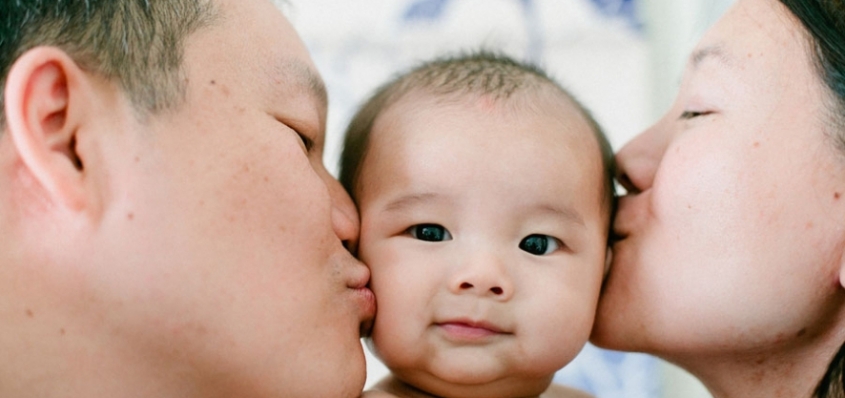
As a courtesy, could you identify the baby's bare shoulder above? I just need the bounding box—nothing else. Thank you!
[541,383,595,398]
[361,390,400,398]
[361,376,405,398]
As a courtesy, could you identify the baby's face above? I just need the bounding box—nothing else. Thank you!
[356,92,608,396]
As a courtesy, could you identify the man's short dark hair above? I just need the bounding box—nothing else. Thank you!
[0,0,218,128]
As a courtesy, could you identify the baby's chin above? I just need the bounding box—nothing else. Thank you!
[386,360,557,398]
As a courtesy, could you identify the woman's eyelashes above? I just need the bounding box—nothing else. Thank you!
[408,224,452,242]
[679,110,713,120]
[519,234,562,256]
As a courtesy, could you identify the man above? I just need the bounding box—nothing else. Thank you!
[0,0,374,396]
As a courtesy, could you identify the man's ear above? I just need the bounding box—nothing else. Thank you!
[836,233,845,289]
[4,46,92,213]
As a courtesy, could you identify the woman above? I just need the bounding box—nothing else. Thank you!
[590,0,845,396]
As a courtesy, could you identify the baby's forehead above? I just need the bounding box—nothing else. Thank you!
[382,87,597,141]
[369,86,612,214]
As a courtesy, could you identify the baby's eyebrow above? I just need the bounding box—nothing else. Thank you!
[536,204,585,227]
[383,192,442,212]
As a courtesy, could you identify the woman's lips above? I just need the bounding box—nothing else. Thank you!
[436,320,509,341]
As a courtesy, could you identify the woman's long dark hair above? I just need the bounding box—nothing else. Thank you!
[776,1,845,396]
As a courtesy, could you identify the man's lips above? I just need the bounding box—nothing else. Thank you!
[435,319,509,340]
[345,260,375,333]
[354,286,376,336]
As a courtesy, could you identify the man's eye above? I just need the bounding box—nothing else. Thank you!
[519,234,561,256]
[297,132,314,152]
[408,224,452,242]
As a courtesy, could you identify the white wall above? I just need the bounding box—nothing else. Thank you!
[286,1,734,396]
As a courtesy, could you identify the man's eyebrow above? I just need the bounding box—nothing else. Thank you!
[690,44,732,70]
[279,60,328,110]
[383,192,442,212]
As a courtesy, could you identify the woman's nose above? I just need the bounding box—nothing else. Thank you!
[615,122,672,194]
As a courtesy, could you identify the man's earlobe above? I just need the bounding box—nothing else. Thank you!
[839,247,845,290]
[4,47,91,212]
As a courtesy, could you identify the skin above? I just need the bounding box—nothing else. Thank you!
[0,0,374,397]
[355,90,608,398]
[591,0,845,396]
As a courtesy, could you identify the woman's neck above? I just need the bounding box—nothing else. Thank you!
[667,321,845,398]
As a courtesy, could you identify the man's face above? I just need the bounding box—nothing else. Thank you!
[93,0,374,395]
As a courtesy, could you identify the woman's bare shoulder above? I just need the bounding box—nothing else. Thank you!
[541,383,595,398]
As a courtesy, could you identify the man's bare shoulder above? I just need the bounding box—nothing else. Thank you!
[541,383,595,398]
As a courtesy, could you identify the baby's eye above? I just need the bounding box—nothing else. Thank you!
[408,224,452,242]
[519,234,561,256]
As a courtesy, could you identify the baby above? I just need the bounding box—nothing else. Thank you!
[340,51,616,398]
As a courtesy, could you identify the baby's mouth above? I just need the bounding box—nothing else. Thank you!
[435,319,510,340]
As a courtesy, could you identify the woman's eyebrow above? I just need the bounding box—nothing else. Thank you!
[691,44,733,70]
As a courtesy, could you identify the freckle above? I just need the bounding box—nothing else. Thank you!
[806,222,813,229]
[835,192,841,200]
[210,80,216,85]
[199,200,205,206]
[26,309,33,318]
[60,328,66,336]
[753,141,760,148]
[264,176,269,182]
[135,156,140,163]
[797,328,807,337]
[127,212,134,220]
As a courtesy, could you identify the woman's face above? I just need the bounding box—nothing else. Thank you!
[592,0,845,359]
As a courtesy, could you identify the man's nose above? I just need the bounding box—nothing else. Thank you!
[320,169,360,249]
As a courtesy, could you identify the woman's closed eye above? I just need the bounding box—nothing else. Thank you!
[679,110,714,120]
[408,224,452,242]
[519,234,562,256]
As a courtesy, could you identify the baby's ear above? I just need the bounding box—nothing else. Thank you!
[4,46,95,213]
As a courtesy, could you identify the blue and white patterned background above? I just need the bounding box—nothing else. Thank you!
[287,1,658,397]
